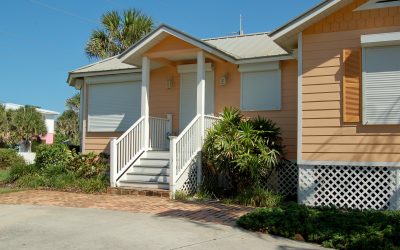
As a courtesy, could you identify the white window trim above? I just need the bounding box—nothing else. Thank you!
[239,62,282,111]
[83,73,142,133]
[361,32,400,125]
[361,32,400,48]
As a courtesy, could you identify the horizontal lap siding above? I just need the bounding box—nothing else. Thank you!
[85,132,122,154]
[214,60,298,160]
[149,67,180,133]
[302,1,400,163]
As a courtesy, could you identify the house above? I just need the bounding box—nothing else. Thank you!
[3,103,59,146]
[67,0,400,210]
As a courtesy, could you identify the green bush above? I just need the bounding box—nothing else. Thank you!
[67,153,109,178]
[235,188,283,207]
[7,144,110,193]
[7,163,38,182]
[0,148,26,169]
[237,202,400,250]
[35,144,73,169]
[202,107,283,195]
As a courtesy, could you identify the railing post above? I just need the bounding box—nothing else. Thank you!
[169,136,177,199]
[166,114,173,135]
[110,138,118,187]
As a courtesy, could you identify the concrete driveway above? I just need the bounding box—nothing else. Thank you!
[0,204,327,250]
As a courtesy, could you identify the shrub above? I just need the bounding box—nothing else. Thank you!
[7,163,38,182]
[235,188,283,207]
[35,144,73,169]
[67,153,109,178]
[0,148,26,169]
[237,203,400,250]
[7,144,109,193]
[202,107,283,195]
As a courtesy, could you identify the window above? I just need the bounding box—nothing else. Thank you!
[362,32,400,125]
[88,81,141,132]
[239,62,281,111]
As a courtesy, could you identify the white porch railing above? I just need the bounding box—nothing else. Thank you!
[110,116,146,187]
[149,115,172,150]
[110,115,172,187]
[170,114,220,195]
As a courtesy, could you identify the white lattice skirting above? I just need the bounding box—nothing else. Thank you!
[299,165,400,210]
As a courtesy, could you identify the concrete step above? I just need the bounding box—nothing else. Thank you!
[138,158,169,166]
[129,165,169,175]
[124,173,169,183]
[108,187,170,198]
[143,150,170,159]
[118,180,169,190]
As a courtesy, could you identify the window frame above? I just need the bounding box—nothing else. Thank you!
[361,32,400,125]
[239,62,282,112]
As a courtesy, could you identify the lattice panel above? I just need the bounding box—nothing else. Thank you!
[264,160,298,196]
[178,162,198,195]
[299,165,400,210]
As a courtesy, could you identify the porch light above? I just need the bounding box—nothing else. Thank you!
[166,77,174,89]
[220,73,228,86]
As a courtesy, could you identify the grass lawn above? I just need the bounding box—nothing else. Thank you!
[0,168,23,194]
[0,168,9,182]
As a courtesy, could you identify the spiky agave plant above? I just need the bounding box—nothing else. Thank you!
[202,107,283,195]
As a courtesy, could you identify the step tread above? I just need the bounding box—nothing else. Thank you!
[134,165,169,168]
[120,180,169,185]
[127,172,169,177]
[141,158,170,161]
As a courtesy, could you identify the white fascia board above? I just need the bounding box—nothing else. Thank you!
[270,0,342,41]
[177,63,213,74]
[85,72,141,85]
[236,54,294,64]
[119,25,236,65]
[238,61,280,73]
[361,32,400,47]
[68,68,141,86]
[355,0,400,11]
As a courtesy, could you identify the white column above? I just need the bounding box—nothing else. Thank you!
[110,138,118,187]
[142,56,150,150]
[196,51,205,188]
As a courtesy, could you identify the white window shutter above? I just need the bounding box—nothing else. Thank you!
[363,45,400,125]
[240,69,281,111]
[88,81,141,132]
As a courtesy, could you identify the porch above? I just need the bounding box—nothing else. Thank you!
[109,47,221,195]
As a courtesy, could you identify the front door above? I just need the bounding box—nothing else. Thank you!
[180,71,214,130]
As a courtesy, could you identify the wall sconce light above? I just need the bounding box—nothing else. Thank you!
[220,73,228,86]
[166,77,174,89]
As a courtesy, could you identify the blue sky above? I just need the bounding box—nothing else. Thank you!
[0,0,320,113]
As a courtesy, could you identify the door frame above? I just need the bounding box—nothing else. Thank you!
[178,63,214,131]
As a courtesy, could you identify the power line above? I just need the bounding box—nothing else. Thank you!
[28,0,98,25]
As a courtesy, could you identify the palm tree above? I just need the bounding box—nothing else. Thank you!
[9,106,47,152]
[85,9,154,60]
[0,105,8,145]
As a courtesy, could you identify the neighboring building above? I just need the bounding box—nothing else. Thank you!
[3,103,59,146]
[67,0,400,210]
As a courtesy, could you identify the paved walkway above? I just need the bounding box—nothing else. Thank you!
[0,204,327,250]
[0,190,252,226]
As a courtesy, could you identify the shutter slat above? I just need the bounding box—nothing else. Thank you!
[343,48,361,123]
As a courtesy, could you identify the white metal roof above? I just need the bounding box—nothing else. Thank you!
[2,103,59,116]
[204,33,288,59]
[70,56,137,74]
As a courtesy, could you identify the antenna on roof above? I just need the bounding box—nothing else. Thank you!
[239,14,244,35]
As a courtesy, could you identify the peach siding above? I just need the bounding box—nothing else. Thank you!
[214,60,298,160]
[149,66,181,133]
[83,59,298,159]
[302,1,400,162]
[85,132,122,154]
